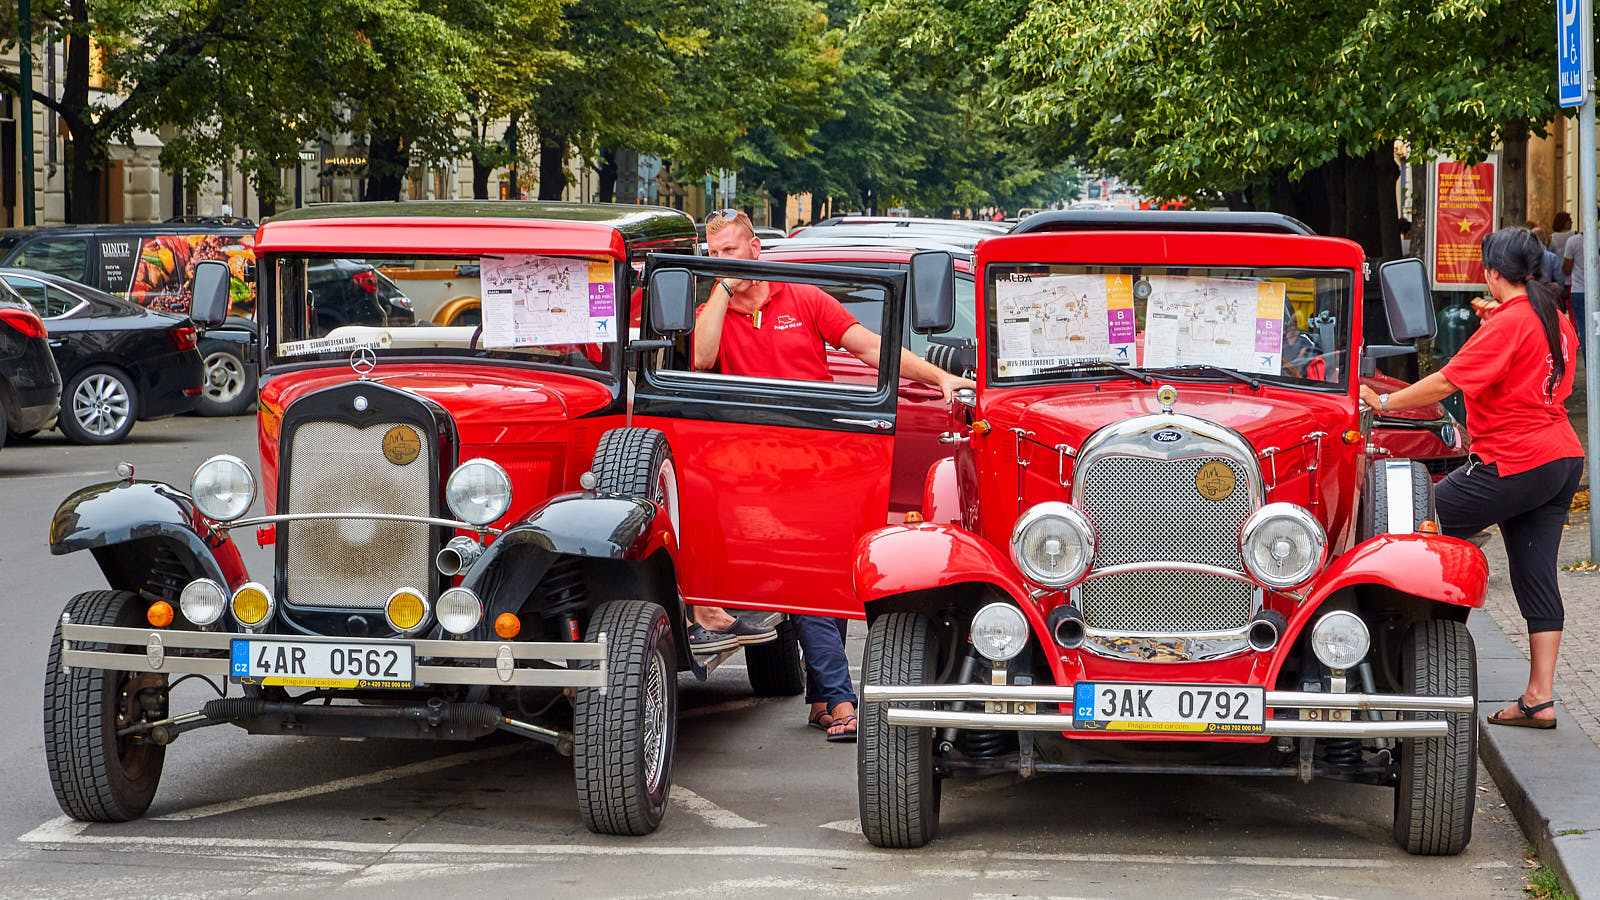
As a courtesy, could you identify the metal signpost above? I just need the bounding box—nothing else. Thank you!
[18,0,37,226]
[1561,0,1600,561]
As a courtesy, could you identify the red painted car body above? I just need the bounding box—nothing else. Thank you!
[853,211,1489,855]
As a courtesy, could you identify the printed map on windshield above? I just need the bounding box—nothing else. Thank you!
[1142,277,1284,375]
[481,255,617,348]
[993,273,1137,377]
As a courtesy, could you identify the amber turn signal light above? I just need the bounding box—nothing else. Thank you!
[1419,520,1440,533]
[495,613,521,639]
[904,511,924,523]
[147,601,174,628]
[1342,429,1362,445]
[972,419,991,435]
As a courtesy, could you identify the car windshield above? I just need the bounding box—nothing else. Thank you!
[266,253,618,376]
[985,263,1354,388]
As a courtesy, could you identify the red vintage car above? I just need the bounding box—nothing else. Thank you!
[852,211,1486,856]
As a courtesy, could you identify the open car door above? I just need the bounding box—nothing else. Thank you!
[630,255,910,619]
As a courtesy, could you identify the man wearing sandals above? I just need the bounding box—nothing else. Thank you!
[694,208,975,741]
[1362,227,1581,729]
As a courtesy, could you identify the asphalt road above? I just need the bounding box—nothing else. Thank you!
[0,416,1533,898]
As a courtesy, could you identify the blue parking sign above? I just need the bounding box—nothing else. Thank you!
[1560,0,1587,108]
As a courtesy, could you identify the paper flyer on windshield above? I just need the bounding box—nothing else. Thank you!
[1142,277,1284,375]
[993,273,1137,377]
[480,256,616,348]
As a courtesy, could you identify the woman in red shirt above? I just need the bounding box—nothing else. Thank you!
[1361,227,1583,730]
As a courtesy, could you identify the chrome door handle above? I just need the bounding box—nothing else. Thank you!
[832,417,892,430]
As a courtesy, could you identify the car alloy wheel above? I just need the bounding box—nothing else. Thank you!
[72,372,133,439]
[203,350,245,405]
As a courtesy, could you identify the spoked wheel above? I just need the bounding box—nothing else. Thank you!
[1392,618,1476,855]
[859,611,943,848]
[574,599,678,835]
[195,340,257,416]
[60,366,137,444]
[43,590,168,821]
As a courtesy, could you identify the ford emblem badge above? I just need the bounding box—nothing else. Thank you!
[1152,429,1183,444]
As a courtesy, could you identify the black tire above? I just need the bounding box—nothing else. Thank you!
[1359,459,1434,540]
[745,616,804,696]
[593,427,672,497]
[59,365,138,444]
[859,612,942,848]
[195,339,257,416]
[574,599,678,836]
[1392,618,1476,855]
[44,590,167,821]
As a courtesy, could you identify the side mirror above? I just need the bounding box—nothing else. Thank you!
[648,268,696,335]
[909,251,955,335]
[189,259,232,328]
[1377,257,1436,342]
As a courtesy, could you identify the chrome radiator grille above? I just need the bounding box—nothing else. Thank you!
[1077,454,1255,633]
[284,421,433,609]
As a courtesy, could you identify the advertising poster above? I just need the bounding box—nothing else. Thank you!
[1428,156,1498,291]
[992,273,1137,376]
[121,234,258,316]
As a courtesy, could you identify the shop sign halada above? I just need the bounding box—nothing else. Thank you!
[1428,156,1499,291]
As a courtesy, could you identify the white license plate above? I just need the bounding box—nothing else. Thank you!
[230,639,414,689]
[1073,682,1265,734]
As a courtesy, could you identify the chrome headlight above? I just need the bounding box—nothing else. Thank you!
[436,587,483,635]
[1310,610,1370,670]
[179,578,227,626]
[1010,502,1095,587]
[191,454,256,522]
[446,458,512,526]
[1240,502,1326,589]
[970,602,1030,661]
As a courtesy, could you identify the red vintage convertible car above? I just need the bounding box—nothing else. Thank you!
[851,211,1486,856]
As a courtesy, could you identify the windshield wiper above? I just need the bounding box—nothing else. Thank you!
[1147,364,1262,391]
[1039,360,1154,385]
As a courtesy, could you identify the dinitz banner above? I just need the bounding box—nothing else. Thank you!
[1427,156,1499,292]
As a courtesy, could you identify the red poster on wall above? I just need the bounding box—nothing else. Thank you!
[1428,157,1499,291]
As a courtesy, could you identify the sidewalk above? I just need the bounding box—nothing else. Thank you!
[1472,518,1600,898]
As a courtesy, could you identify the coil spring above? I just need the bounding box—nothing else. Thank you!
[1321,737,1362,767]
[956,729,1015,760]
[539,558,587,620]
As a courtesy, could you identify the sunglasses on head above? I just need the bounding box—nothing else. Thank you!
[706,208,739,223]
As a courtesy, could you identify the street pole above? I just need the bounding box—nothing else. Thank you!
[1582,0,1600,562]
[18,0,37,226]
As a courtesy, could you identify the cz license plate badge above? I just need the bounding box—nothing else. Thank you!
[1073,682,1265,734]
[230,639,415,689]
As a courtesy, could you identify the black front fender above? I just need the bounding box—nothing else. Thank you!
[466,492,661,586]
[51,480,247,592]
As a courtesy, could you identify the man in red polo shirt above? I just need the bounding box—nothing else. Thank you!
[691,209,974,741]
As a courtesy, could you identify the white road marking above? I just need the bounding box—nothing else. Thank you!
[15,826,1398,871]
[671,785,766,829]
[818,818,861,834]
[150,743,524,821]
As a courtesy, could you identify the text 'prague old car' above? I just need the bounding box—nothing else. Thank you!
[854,211,1486,856]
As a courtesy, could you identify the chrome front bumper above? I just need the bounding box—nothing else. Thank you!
[862,683,1476,738]
[59,620,607,691]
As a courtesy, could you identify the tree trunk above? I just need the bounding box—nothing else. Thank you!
[257,180,277,219]
[364,133,408,202]
[471,155,492,199]
[538,132,567,201]
[503,119,521,199]
[769,189,787,231]
[811,194,827,223]
[1370,147,1401,261]
[1499,118,1529,230]
[63,21,103,223]
[595,149,618,204]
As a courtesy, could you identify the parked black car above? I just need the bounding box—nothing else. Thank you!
[307,258,415,331]
[0,278,62,451]
[0,269,205,444]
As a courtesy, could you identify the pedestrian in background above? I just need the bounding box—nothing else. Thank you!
[1532,226,1563,287]
[1361,226,1581,729]
[1562,217,1589,353]
[1551,211,1576,259]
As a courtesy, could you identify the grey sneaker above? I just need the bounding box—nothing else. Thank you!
[724,615,778,646]
[687,623,739,653]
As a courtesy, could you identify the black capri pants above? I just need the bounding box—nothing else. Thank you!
[1435,455,1584,633]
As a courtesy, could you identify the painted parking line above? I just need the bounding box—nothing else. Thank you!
[670,785,766,829]
[151,743,524,821]
[16,818,1398,871]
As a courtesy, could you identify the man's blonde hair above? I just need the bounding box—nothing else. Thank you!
[705,208,755,241]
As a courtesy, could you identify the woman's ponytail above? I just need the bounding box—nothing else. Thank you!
[1481,227,1566,398]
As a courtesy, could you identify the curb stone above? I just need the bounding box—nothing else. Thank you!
[1470,614,1600,898]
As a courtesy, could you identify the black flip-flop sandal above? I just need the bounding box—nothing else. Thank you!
[825,713,858,743]
[1487,697,1557,729]
[808,709,835,732]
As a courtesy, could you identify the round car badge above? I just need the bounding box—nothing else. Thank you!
[1156,384,1178,412]
[383,426,421,466]
[1195,460,1236,502]
[350,345,377,378]
[1152,429,1183,444]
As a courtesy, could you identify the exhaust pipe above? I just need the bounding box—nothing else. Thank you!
[1247,609,1288,653]
[436,535,484,576]
[1046,604,1086,649]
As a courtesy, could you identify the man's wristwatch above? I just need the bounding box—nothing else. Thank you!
[1379,393,1390,413]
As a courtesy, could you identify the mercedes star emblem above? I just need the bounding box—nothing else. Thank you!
[351,345,377,378]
